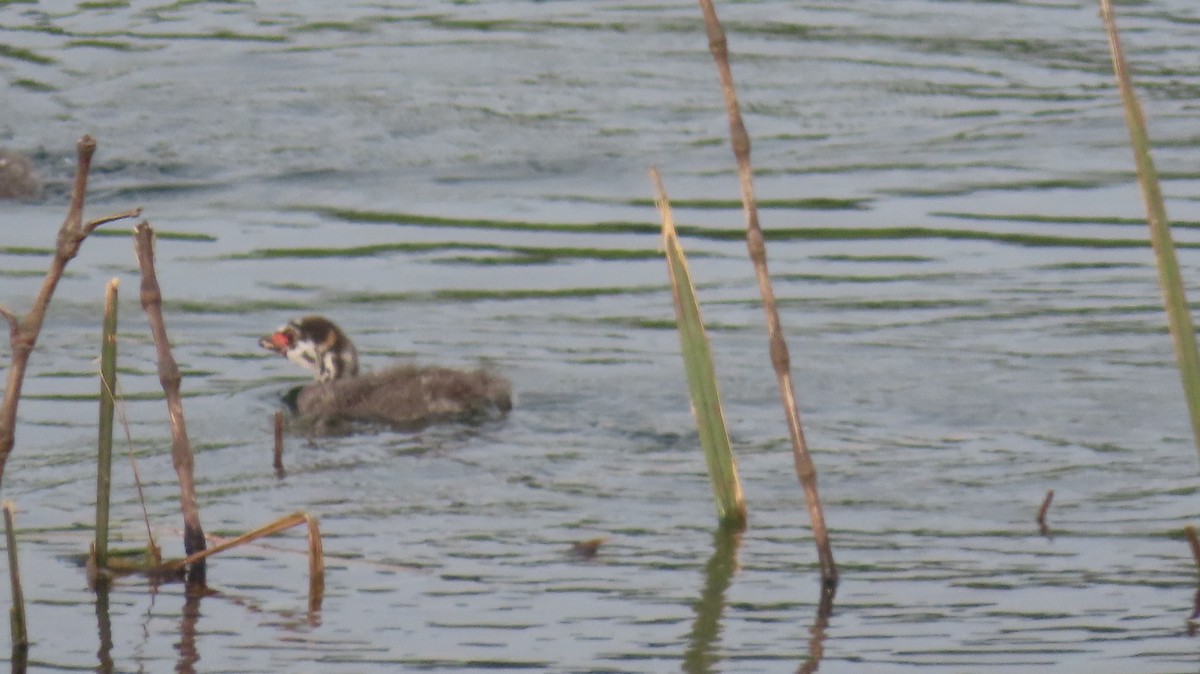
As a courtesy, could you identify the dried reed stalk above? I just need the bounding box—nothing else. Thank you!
[164,510,326,610]
[163,511,312,571]
[3,501,27,657]
[133,222,206,582]
[1099,0,1200,460]
[695,0,836,586]
[307,515,325,615]
[95,278,119,570]
[0,136,140,490]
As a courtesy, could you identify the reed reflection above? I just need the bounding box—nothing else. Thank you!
[683,525,741,674]
[797,582,835,674]
[175,582,204,674]
[94,581,113,674]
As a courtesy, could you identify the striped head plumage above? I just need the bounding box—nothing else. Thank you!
[259,315,359,382]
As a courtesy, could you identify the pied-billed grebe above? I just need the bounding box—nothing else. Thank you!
[259,316,512,428]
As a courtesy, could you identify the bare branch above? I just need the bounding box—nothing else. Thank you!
[1,135,106,490]
[83,208,143,237]
[0,306,16,336]
[59,135,96,237]
[0,135,138,493]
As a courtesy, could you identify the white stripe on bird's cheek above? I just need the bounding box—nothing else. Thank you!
[286,341,325,379]
[320,353,338,382]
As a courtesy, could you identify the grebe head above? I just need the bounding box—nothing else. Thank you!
[259,315,359,382]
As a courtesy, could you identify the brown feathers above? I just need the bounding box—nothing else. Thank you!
[262,316,512,430]
[294,364,512,428]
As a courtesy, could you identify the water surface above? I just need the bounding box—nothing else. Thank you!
[2,0,1200,671]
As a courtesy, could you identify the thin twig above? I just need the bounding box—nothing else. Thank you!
[0,306,16,335]
[84,208,143,236]
[694,0,837,587]
[106,378,161,561]
[1037,489,1054,536]
[273,410,285,478]
[133,221,206,584]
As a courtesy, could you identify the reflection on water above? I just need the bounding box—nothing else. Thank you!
[2,0,1200,672]
[684,526,741,674]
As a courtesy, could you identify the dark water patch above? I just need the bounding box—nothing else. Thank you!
[0,42,55,64]
[774,271,960,284]
[66,38,142,51]
[889,80,1097,103]
[93,229,216,242]
[1157,170,1200,181]
[168,285,663,315]
[414,13,632,35]
[234,242,668,263]
[77,0,129,8]
[732,22,1110,72]
[883,175,1131,197]
[1033,261,1145,270]
[311,207,1181,248]
[168,299,312,315]
[770,227,1162,248]
[762,160,1015,177]
[812,254,937,263]
[622,197,873,211]
[118,29,288,43]
[934,211,1200,229]
[292,20,378,34]
[570,316,745,332]
[11,77,54,91]
[778,297,987,312]
[306,206,657,236]
[337,286,663,303]
[101,180,233,200]
[22,390,182,402]
[1,245,55,256]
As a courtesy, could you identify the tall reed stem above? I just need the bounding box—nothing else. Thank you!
[695,0,836,587]
[1099,0,1200,462]
[133,222,206,584]
[95,278,119,570]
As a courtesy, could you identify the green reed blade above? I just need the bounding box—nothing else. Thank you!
[96,278,119,569]
[654,170,747,529]
[1100,0,1200,462]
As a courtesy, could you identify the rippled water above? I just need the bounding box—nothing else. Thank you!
[3,0,1200,671]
